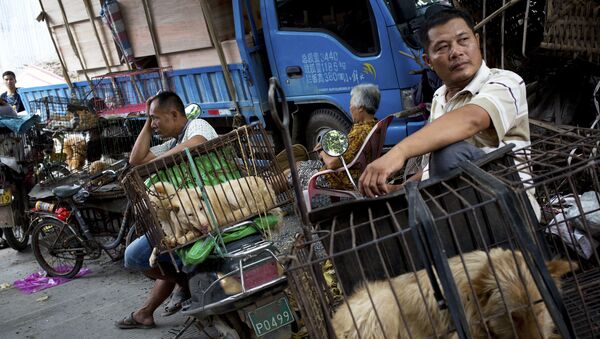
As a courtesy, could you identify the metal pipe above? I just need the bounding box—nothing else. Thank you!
[522,0,531,57]
[483,0,487,63]
[56,0,96,96]
[140,0,168,91]
[36,2,73,91]
[474,0,522,31]
[198,0,243,126]
[501,0,505,69]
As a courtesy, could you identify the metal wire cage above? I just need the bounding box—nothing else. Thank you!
[288,163,576,338]
[90,68,171,118]
[28,96,95,131]
[121,123,293,256]
[477,123,600,338]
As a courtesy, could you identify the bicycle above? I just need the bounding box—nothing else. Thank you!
[30,160,139,278]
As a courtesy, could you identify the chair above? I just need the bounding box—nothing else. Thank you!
[304,115,393,210]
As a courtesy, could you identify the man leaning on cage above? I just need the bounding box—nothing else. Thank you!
[116,91,218,329]
[359,6,531,198]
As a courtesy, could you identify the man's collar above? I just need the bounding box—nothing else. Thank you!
[176,119,191,144]
[433,60,490,103]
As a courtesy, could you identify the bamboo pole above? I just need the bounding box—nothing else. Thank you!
[56,0,96,97]
[198,0,242,125]
[36,1,73,90]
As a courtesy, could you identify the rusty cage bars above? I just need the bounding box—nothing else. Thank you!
[121,123,293,268]
[476,123,600,338]
[288,154,576,338]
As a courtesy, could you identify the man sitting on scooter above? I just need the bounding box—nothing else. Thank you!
[116,91,218,329]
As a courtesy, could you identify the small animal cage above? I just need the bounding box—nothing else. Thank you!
[477,123,600,338]
[288,164,576,338]
[121,123,293,261]
[28,96,95,131]
[90,68,171,118]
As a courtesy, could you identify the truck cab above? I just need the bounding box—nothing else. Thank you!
[237,0,449,148]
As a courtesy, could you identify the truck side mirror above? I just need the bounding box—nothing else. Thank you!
[389,0,417,23]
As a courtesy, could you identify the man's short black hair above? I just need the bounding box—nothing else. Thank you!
[2,71,16,79]
[152,91,185,116]
[419,6,476,51]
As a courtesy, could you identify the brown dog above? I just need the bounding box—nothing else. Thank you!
[332,248,575,339]
[148,176,277,245]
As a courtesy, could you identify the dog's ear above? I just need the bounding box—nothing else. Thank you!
[546,259,576,280]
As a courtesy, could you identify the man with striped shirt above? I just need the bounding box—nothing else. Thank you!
[359,7,530,197]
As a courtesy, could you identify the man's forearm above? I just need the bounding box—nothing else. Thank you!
[390,104,491,161]
[153,135,208,162]
[129,122,154,166]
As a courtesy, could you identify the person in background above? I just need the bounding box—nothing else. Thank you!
[116,91,218,329]
[359,7,530,197]
[1,71,25,113]
[277,83,380,207]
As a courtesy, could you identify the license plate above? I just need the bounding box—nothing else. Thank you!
[0,188,11,206]
[248,297,294,336]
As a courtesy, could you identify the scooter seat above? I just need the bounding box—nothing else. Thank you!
[52,184,82,198]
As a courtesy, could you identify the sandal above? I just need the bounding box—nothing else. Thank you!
[161,290,188,317]
[115,312,156,329]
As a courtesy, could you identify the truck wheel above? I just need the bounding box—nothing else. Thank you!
[4,225,29,251]
[305,108,351,151]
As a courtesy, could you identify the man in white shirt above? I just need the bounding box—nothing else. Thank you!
[359,7,530,197]
[117,91,217,329]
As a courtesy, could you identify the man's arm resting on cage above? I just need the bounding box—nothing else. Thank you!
[129,120,155,166]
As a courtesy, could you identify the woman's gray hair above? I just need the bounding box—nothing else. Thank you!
[350,83,380,115]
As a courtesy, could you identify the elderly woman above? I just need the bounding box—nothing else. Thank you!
[286,83,380,196]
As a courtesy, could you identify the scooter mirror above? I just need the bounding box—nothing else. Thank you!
[185,103,201,120]
[321,129,349,157]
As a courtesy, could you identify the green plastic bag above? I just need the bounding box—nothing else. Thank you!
[145,147,241,189]
[177,213,281,266]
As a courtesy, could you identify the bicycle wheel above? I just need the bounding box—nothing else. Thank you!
[32,218,84,279]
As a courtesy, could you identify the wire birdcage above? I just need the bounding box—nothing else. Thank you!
[476,123,600,338]
[28,96,94,131]
[287,162,576,338]
[121,123,293,265]
[90,68,171,118]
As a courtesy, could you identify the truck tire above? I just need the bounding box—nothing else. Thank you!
[305,108,352,151]
[4,226,29,251]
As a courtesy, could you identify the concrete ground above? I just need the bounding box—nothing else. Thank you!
[0,214,304,339]
[0,246,188,339]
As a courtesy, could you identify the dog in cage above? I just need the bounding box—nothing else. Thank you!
[148,176,277,246]
[332,248,575,339]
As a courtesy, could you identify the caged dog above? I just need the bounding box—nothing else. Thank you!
[332,248,576,339]
[148,176,277,246]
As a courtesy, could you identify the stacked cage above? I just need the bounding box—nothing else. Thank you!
[91,68,170,118]
[288,158,576,338]
[477,123,600,338]
[28,96,96,131]
[122,123,293,266]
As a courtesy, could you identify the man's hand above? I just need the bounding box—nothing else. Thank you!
[359,152,406,197]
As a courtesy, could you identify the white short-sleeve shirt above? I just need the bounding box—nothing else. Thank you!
[149,118,218,156]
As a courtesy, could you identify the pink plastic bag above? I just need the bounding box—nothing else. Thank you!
[13,267,91,294]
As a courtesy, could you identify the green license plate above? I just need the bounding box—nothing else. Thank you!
[248,296,294,336]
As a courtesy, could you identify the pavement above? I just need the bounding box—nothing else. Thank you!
[0,246,188,339]
[0,214,304,339]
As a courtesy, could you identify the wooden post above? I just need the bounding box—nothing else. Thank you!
[36,1,73,91]
[140,0,168,91]
[198,0,242,125]
[56,0,96,97]
[83,0,123,104]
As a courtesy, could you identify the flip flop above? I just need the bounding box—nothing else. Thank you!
[161,290,187,317]
[115,312,156,329]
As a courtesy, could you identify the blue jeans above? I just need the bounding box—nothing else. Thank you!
[124,235,182,271]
